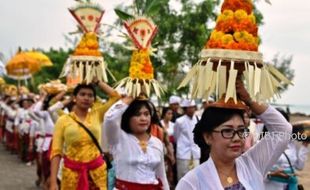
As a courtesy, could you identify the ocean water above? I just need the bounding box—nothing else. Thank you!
[272,104,310,115]
[289,104,310,115]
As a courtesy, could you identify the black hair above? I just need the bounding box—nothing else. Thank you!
[193,107,245,150]
[65,101,75,112]
[42,94,54,111]
[19,98,34,107]
[121,99,154,134]
[149,101,163,128]
[161,107,173,119]
[182,105,196,112]
[73,83,96,100]
[7,100,15,106]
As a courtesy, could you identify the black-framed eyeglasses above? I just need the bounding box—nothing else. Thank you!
[213,128,250,139]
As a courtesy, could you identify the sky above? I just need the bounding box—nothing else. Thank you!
[0,0,309,105]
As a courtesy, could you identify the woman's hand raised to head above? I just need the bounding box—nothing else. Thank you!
[236,79,268,115]
[39,89,48,100]
[92,77,117,97]
[92,76,99,86]
[122,96,134,105]
[52,90,67,103]
[236,79,251,105]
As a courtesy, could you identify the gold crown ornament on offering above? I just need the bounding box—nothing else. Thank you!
[178,0,292,103]
[60,0,112,85]
[114,6,164,98]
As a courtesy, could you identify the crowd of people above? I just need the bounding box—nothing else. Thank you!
[0,79,309,190]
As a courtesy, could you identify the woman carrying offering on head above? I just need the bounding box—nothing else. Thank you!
[50,80,120,190]
[176,80,292,190]
[104,95,169,190]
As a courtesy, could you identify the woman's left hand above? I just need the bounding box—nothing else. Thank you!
[92,76,100,85]
[122,96,134,105]
[166,143,175,165]
[236,79,251,104]
[269,169,290,179]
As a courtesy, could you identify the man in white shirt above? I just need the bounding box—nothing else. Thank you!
[169,95,182,122]
[174,99,200,180]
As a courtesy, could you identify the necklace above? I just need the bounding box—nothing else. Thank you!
[137,134,150,153]
[139,140,148,153]
[218,168,235,184]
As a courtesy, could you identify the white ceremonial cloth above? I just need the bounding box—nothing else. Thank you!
[104,100,169,190]
[174,115,200,160]
[32,101,55,151]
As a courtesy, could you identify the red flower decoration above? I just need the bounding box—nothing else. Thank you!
[140,29,146,37]
[88,15,94,21]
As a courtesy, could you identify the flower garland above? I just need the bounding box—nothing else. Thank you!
[129,49,154,80]
[207,30,258,51]
[206,8,259,51]
[215,10,257,36]
[73,32,101,57]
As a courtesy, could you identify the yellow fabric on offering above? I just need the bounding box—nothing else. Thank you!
[51,93,120,190]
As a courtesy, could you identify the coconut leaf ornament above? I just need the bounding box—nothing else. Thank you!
[59,1,111,86]
[115,16,164,98]
[178,0,292,103]
[69,3,104,34]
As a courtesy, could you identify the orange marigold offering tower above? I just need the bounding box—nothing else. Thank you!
[208,0,258,51]
[115,16,164,98]
[60,1,112,86]
[179,0,292,103]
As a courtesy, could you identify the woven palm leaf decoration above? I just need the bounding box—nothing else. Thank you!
[178,0,292,103]
[114,1,165,98]
[60,1,112,86]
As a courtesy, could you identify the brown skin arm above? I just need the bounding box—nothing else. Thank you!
[92,77,116,97]
[28,136,34,153]
[61,96,72,107]
[97,81,116,97]
[166,142,176,165]
[51,90,67,103]
[162,128,175,165]
[121,96,134,105]
[50,155,61,190]
[236,79,268,115]
[39,90,48,101]
[268,169,291,179]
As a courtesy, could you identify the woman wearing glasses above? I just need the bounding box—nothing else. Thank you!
[176,81,292,190]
